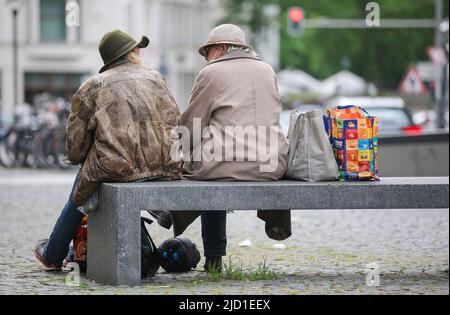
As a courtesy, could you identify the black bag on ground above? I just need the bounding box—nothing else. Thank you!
[141,217,160,278]
[158,236,201,273]
[67,216,160,278]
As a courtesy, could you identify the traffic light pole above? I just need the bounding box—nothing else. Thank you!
[12,8,19,114]
[301,19,438,29]
[434,0,448,130]
[437,62,448,129]
[434,0,443,47]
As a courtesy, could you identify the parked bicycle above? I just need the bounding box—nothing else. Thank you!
[0,93,74,170]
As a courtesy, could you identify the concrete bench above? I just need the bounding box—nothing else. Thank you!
[87,177,449,286]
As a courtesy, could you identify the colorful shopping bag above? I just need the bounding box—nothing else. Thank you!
[324,106,380,181]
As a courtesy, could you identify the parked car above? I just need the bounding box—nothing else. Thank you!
[413,109,449,132]
[325,97,422,136]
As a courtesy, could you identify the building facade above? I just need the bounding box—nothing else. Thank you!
[0,0,223,123]
[0,0,280,124]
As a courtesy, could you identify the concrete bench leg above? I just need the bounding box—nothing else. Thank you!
[87,191,141,286]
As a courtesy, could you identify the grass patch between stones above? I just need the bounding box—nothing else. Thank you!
[208,257,282,282]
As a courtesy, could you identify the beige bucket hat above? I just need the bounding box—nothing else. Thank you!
[198,24,251,57]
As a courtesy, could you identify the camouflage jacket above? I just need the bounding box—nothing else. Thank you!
[67,63,182,206]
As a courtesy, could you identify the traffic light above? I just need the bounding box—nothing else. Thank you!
[287,6,305,37]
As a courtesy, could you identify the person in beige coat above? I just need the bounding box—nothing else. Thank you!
[171,24,292,272]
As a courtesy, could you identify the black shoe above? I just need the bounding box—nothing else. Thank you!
[147,210,172,229]
[204,256,222,273]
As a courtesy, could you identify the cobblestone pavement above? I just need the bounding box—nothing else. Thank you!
[0,169,448,295]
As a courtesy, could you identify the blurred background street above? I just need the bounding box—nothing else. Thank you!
[0,0,448,175]
[0,0,449,295]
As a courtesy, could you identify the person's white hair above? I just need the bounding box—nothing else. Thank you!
[224,44,258,58]
[123,49,142,65]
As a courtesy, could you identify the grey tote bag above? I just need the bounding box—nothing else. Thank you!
[285,109,339,182]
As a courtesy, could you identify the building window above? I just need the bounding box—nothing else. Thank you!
[24,73,85,104]
[40,0,66,42]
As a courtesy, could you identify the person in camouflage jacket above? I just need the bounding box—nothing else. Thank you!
[34,30,181,271]
[67,60,181,206]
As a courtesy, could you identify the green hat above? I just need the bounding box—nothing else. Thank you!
[98,29,150,73]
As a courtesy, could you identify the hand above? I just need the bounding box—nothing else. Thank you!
[63,155,81,166]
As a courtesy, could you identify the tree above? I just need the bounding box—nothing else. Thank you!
[219,0,274,47]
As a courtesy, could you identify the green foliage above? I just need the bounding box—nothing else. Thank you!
[221,0,449,88]
[207,257,282,282]
[218,0,274,47]
[249,260,280,281]
[223,257,246,281]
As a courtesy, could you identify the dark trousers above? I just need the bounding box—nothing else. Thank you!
[44,172,84,267]
[201,211,227,257]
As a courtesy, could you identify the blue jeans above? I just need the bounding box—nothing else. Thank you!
[201,211,227,257]
[43,174,171,267]
[44,172,85,267]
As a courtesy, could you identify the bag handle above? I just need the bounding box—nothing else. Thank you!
[141,217,158,254]
[336,105,373,118]
[360,107,373,118]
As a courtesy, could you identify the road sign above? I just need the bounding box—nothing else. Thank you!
[398,65,428,95]
[427,46,447,65]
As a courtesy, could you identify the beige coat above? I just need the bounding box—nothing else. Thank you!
[172,49,291,241]
[180,49,288,180]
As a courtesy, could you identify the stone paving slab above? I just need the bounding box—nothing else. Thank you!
[0,169,448,295]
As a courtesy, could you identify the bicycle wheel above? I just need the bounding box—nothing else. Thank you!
[31,128,50,168]
[19,129,35,168]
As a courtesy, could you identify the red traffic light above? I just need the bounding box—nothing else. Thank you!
[288,7,304,23]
